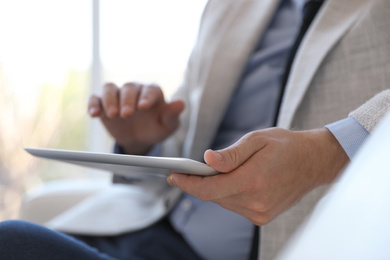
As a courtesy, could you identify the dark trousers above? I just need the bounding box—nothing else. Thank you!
[0,219,202,260]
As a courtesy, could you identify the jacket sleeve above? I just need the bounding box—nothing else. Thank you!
[349,89,390,133]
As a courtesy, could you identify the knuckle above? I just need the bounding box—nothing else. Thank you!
[225,147,240,165]
[245,131,258,139]
[242,131,259,142]
[245,131,264,145]
[104,82,117,90]
[123,82,141,90]
[251,212,271,226]
[147,83,160,90]
[144,84,163,96]
[103,84,119,98]
[88,94,98,103]
[246,201,267,213]
[88,95,100,108]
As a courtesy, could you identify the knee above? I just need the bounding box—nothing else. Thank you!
[0,220,49,258]
[0,220,38,241]
[0,219,26,232]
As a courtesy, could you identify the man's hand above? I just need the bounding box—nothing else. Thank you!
[88,82,185,155]
[167,128,349,225]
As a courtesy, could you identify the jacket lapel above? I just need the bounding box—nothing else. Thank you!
[186,0,280,160]
[277,0,369,129]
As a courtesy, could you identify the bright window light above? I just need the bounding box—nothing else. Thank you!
[0,0,207,221]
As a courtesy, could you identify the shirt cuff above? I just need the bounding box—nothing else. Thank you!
[112,143,162,184]
[325,117,370,160]
[113,143,162,156]
[113,143,125,154]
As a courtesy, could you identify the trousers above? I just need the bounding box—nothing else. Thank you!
[0,219,202,260]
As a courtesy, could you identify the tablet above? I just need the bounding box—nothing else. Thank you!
[24,147,218,178]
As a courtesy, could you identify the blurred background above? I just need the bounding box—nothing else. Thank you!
[0,0,207,221]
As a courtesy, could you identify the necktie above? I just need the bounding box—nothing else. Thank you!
[251,1,325,260]
[272,0,325,126]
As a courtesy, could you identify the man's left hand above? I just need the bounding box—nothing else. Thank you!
[167,128,348,225]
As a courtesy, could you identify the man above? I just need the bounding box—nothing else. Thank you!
[0,0,389,259]
[84,0,390,259]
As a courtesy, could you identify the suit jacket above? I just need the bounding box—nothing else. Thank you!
[45,0,390,259]
[163,0,390,259]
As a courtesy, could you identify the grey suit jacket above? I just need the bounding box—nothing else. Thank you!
[163,0,390,259]
[45,0,390,259]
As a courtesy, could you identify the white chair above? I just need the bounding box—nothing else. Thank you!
[277,112,390,260]
[20,178,110,225]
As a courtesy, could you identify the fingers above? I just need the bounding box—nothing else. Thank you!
[89,82,168,119]
[88,95,102,117]
[88,83,119,118]
[204,132,267,173]
[120,82,142,117]
[102,83,120,118]
[167,172,274,225]
[167,172,281,226]
[137,84,164,110]
[119,82,163,118]
[167,171,243,201]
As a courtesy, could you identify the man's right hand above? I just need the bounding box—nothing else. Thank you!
[88,82,185,155]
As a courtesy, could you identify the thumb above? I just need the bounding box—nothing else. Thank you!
[162,100,185,129]
[204,132,266,173]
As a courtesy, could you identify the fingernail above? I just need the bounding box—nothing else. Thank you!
[89,108,97,115]
[138,98,148,107]
[167,175,177,187]
[121,105,133,117]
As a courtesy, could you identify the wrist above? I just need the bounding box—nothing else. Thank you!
[116,141,153,155]
[303,128,349,186]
